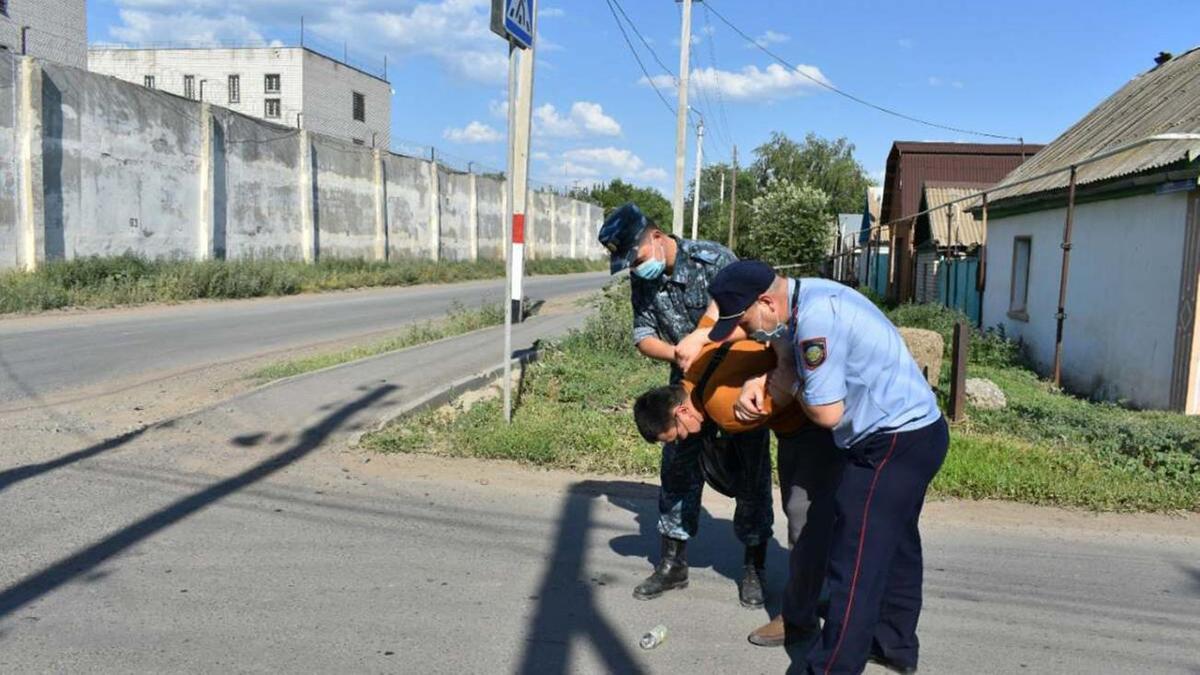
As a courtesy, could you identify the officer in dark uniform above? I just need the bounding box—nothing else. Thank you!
[598,203,775,609]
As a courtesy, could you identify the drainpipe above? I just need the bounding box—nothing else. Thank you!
[1052,165,1078,388]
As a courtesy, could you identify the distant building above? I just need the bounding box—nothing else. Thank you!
[880,141,1042,303]
[88,46,392,147]
[826,213,861,283]
[0,0,87,68]
[912,181,989,323]
[857,186,887,297]
[982,46,1200,412]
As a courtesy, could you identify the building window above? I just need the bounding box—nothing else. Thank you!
[265,98,281,119]
[352,92,366,122]
[1009,236,1031,320]
[228,75,240,104]
[144,75,155,89]
[265,74,281,94]
[184,75,195,100]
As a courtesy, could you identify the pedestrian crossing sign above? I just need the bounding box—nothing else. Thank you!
[504,0,534,49]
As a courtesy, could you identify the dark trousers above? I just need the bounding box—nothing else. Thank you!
[776,427,844,628]
[657,428,774,546]
[792,416,949,675]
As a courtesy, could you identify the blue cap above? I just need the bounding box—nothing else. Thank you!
[598,203,651,274]
[707,260,777,341]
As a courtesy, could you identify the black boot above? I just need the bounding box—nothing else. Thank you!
[739,543,767,608]
[633,537,689,600]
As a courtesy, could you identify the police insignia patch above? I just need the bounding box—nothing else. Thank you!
[801,338,827,369]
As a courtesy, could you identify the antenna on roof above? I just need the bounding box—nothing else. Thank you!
[1154,51,1173,66]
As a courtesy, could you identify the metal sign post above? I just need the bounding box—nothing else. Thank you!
[493,0,538,423]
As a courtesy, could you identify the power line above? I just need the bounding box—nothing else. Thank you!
[608,0,677,82]
[705,2,1023,142]
[603,0,677,118]
[701,4,736,156]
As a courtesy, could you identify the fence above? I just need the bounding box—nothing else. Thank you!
[0,52,605,271]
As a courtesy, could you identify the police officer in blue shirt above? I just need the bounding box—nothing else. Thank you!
[707,260,948,675]
[598,204,775,610]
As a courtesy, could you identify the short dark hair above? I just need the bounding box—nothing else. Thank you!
[633,384,687,443]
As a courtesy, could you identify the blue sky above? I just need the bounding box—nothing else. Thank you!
[86,0,1199,195]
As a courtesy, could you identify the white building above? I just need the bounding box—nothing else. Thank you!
[0,0,87,68]
[981,47,1200,412]
[88,46,392,148]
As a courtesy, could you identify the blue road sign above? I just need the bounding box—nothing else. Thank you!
[504,0,534,49]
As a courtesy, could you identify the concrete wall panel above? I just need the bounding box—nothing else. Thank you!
[383,154,431,259]
[554,194,574,259]
[0,52,17,269]
[476,175,505,260]
[311,134,375,259]
[438,169,472,261]
[213,108,303,260]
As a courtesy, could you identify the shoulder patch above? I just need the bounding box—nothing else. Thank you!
[801,338,827,370]
[691,249,720,265]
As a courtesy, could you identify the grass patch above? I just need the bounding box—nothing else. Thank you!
[364,283,1199,512]
[0,255,606,314]
[251,302,506,382]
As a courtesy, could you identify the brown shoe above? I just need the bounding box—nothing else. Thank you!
[747,616,821,648]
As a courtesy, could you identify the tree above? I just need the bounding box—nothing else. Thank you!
[569,179,672,229]
[740,180,832,270]
[751,132,873,214]
[688,162,758,246]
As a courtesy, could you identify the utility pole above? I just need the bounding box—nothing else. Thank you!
[690,117,704,240]
[671,0,694,235]
[719,171,725,205]
[728,144,738,250]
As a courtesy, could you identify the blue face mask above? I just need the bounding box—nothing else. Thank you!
[632,242,666,280]
[749,304,788,344]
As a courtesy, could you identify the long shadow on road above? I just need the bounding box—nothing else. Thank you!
[0,384,395,622]
[517,479,789,675]
[0,427,148,496]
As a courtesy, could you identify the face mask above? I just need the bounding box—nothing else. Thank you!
[749,304,788,344]
[632,242,666,280]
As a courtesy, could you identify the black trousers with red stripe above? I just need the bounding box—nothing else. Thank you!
[792,416,949,675]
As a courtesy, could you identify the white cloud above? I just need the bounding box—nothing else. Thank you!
[642,63,831,101]
[443,121,502,144]
[561,147,665,182]
[532,151,551,161]
[488,98,509,119]
[534,101,622,138]
[541,7,566,18]
[952,81,964,89]
[898,38,914,49]
[749,30,789,48]
[928,76,943,87]
[107,0,509,84]
[552,161,601,178]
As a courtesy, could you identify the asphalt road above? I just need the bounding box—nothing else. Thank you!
[1,299,1197,673]
[0,271,610,405]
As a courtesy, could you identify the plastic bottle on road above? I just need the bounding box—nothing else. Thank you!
[639,624,668,650]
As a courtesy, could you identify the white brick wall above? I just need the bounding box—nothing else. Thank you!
[301,50,391,149]
[0,0,87,68]
[88,47,391,146]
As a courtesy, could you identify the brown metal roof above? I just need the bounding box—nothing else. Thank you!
[990,46,1200,205]
[880,141,1043,225]
[919,181,989,247]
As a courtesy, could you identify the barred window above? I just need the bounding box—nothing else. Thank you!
[228,75,240,104]
[144,75,155,89]
[183,75,195,100]
[265,98,281,119]
[352,92,365,122]
[265,73,281,94]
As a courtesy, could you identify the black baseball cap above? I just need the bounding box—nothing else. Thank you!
[597,203,651,274]
[707,260,777,341]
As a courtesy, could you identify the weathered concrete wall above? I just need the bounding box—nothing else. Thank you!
[0,55,603,270]
[438,169,472,262]
[383,153,431,259]
[212,108,303,260]
[477,175,505,260]
[43,62,202,261]
[311,134,375,259]
[0,52,17,269]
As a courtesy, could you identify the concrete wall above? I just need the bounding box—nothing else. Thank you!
[0,51,17,269]
[0,54,603,270]
[982,191,1190,409]
[0,0,87,69]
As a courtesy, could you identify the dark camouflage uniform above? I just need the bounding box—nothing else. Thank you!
[631,237,774,545]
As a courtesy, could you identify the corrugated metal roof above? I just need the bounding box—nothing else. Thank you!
[990,46,1200,204]
[880,142,1043,224]
[920,182,989,247]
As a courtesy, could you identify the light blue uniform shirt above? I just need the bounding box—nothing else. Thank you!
[788,278,942,449]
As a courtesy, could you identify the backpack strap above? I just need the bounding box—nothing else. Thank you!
[695,342,735,402]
